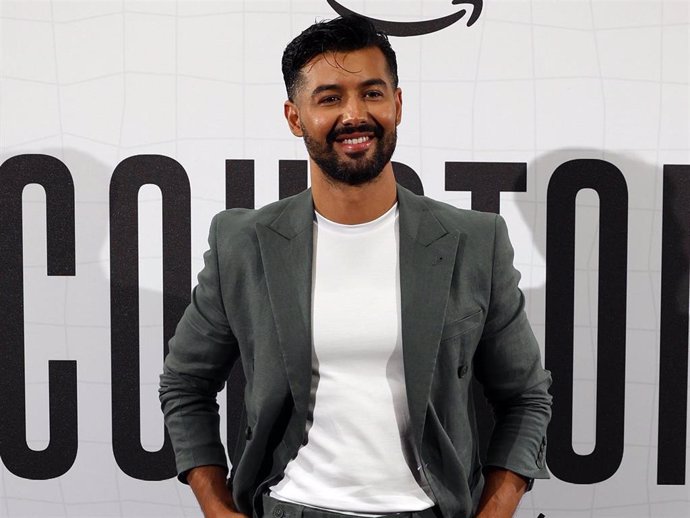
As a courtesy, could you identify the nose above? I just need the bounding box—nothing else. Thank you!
[341,95,367,126]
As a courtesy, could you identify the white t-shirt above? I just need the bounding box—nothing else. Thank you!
[269,204,435,513]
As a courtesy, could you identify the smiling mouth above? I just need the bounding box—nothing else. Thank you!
[329,122,382,144]
[341,136,371,145]
[333,133,375,155]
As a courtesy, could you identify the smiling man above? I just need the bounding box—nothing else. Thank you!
[160,15,551,518]
[284,43,401,224]
[290,46,399,190]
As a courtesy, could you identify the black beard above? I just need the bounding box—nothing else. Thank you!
[302,122,397,186]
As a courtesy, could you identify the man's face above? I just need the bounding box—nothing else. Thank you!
[284,46,402,186]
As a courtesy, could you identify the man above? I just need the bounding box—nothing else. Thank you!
[160,15,551,518]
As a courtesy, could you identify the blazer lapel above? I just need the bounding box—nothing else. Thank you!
[397,186,460,446]
[256,189,314,417]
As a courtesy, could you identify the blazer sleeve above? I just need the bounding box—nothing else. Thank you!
[473,214,552,482]
[159,213,239,483]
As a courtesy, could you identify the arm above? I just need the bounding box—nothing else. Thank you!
[475,468,528,518]
[475,215,552,502]
[159,214,239,488]
[187,465,248,518]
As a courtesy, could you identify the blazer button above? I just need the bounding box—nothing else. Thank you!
[245,426,252,441]
[458,364,469,378]
[272,505,285,518]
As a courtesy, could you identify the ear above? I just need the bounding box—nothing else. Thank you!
[284,100,303,137]
[394,87,403,126]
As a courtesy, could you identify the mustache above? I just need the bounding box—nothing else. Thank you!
[327,122,384,144]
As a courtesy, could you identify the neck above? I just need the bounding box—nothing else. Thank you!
[310,163,398,224]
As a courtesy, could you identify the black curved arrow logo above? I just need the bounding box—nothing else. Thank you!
[327,0,483,36]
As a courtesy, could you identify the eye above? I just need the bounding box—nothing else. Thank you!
[364,90,384,99]
[318,95,340,105]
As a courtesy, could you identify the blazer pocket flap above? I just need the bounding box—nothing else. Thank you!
[441,310,483,341]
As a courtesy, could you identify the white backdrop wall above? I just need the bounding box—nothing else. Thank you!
[0,1,689,517]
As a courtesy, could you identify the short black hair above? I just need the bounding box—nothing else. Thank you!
[282,15,398,101]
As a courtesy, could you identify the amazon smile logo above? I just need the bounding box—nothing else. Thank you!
[327,0,483,36]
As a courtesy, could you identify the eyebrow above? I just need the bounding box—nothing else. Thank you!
[310,78,389,97]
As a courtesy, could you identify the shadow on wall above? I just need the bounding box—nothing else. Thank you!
[513,149,688,509]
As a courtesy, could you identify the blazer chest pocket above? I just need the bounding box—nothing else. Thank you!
[440,309,483,342]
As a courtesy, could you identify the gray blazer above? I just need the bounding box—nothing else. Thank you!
[160,185,551,518]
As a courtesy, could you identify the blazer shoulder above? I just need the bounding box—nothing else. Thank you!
[211,189,311,241]
[402,187,499,235]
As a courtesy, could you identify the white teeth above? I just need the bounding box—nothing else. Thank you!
[342,136,370,145]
